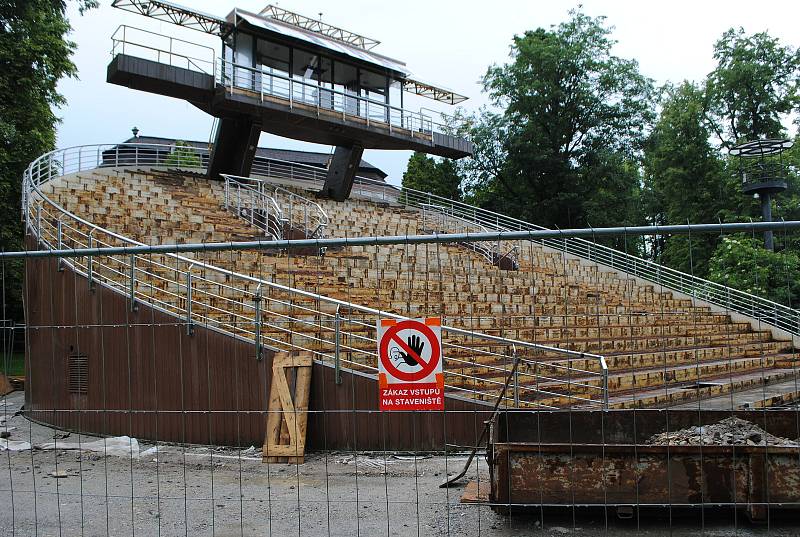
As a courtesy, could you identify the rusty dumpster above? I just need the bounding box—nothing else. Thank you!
[488,409,800,521]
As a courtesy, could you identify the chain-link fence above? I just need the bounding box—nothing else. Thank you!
[3,219,800,536]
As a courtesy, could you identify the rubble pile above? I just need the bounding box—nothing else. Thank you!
[646,417,800,447]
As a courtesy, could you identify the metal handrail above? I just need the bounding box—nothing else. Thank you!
[107,25,459,140]
[217,57,449,138]
[274,185,329,239]
[348,177,800,337]
[28,142,797,339]
[420,203,519,269]
[245,155,800,335]
[110,24,216,77]
[221,174,284,240]
[22,143,609,408]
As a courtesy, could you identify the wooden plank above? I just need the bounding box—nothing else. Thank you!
[263,351,313,463]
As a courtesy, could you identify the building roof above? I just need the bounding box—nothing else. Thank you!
[122,135,388,179]
[232,9,409,77]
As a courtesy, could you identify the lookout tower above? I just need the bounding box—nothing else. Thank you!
[107,0,473,201]
[730,138,793,251]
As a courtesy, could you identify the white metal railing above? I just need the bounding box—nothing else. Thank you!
[221,175,329,241]
[273,186,328,240]
[108,25,459,143]
[226,155,800,337]
[111,25,216,77]
[28,142,798,340]
[421,203,519,270]
[354,179,800,337]
[22,143,608,409]
[217,58,448,141]
[222,174,284,240]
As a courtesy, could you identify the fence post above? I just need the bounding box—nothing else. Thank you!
[513,348,520,408]
[254,285,263,361]
[334,306,342,385]
[56,219,64,272]
[185,268,193,335]
[601,356,609,410]
[129,254,137,311]
[87,230,94,291]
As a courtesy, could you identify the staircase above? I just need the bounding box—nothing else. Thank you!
[25,157,799,410]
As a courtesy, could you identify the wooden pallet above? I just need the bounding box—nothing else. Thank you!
[262,351,313,464]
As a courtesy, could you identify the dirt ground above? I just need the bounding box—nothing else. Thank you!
[2,391,800,537]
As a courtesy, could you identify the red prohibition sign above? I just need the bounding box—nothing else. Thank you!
[379,320,441,382]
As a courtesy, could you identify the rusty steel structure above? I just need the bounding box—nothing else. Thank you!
[488,410,800,521]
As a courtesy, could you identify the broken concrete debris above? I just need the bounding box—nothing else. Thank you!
[646,417,799,447]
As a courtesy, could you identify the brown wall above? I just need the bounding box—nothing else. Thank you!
[24,237,492,450]
[24,240,270,446]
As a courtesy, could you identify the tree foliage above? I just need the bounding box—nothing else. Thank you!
[708,236,800,306]
[643,82,731,274]
[0,0,96,320]
[402,152,462,201]
[462,9,654,232]
[165,141,202,169]
[705,28,800,147]
[644,28,800,292]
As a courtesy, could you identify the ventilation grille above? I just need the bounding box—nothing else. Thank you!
[68,353,88,395]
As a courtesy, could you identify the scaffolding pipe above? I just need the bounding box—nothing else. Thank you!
[9,220,800,260]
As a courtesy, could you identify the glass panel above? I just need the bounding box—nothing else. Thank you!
[256,39,290,99]
[389,79,402,127]
[333,61,358,116]
[360,69,387,122]
[234,32,254,90]
[318,57,334,111]
[292,49,319,105]
[222,39,234,84]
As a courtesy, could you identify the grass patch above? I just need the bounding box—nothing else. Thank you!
[2,353,25,377]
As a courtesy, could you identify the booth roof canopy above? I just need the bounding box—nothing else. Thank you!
[231,9,410,77]
[111,0,468,103]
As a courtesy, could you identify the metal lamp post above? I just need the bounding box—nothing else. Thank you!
[730,138,793,251]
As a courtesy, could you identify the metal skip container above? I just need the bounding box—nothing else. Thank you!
[488,410,800,521]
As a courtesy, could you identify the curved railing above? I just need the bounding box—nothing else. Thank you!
[352,180,800,337]
[211,154,800,336]
[22,143,609,409]
[273,186,329,240]
[420,203,519,270]
[222,174,284,240]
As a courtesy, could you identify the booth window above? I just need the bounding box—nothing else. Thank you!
[256,39,290,97]
[360,69,388,121]
[292,49,320,105]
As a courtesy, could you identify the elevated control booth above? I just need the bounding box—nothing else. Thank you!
[108,0,473,200]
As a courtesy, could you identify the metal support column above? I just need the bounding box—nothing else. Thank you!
[334,306,342,385]
[761,192,775,251]
[254,284,263,361]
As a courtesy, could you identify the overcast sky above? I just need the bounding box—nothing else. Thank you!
[56,0,800,185]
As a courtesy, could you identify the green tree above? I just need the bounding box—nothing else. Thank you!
[471,9,655,229]
[708,236,800,306]
[705,28,800,147]
[0,0,97,321]
[643,82,731,275]
[164,141,202,169]
[579,149,646,252]
[402,152,462,201]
